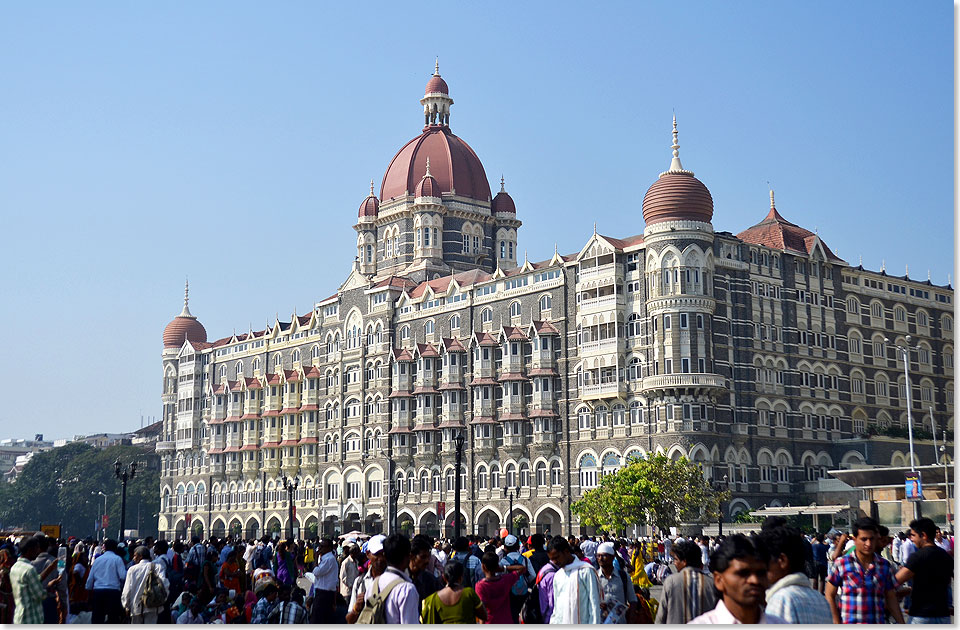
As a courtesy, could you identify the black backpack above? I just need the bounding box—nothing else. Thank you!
[519,584,543,624]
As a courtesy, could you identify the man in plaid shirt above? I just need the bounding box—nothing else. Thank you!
[10,536,55,625]
[268,586,310,624]
[825,517,905,624]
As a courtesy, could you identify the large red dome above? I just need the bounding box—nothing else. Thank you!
[642,172,713,226]
[163,315,207,348]
[380,126,491,203]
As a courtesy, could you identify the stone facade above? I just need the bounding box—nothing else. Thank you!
[156,69,954,541]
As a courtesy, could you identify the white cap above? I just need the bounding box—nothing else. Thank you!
[367,534,386,555]
[504,534,519,547]
[597,542,616,556]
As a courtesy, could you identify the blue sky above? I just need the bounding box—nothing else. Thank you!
[0,1,953,440]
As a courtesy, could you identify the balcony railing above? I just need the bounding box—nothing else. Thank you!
[639,373,727,393]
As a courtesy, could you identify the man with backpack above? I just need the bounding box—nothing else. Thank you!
[153,540,181,623]
[498,534,536,623]
[121,546,169,624]
[450,537,482,588]
[596,542,638,623]
[183,537,205,593]
[356,534,418,624]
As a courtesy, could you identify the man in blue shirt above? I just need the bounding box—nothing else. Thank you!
[86,538,128,623]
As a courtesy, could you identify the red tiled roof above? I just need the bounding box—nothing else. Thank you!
[498,372,528,382]
[284,370,301,383]
[279,408,300,415]
[241,444,259,451]
[208,417,225,425]
[246,378,263,389]
[736,207,844,262]
[388,424,413,434]
[229,380,242,392]
[266,374,282,385]
[469,377,498,386]
[212,384,227,395]
[500,412,526,420]
[474,332,498,346]
[437,420,466,429]
[279,439,299,446]
[373,276,418,290]
[437,382,466,391]
[223,446,241,453]
[299,404,319,411]
[240,413,260,420]
[410,276,453,298]
[262,409,280,417]
[388,390,413,398]
[417,343,440,358]
[600,234,644,250]
[469,415,497,424]
[224,415,241,422]
[303,367,323,379]
[206,447,223,454]
[502,326,528,341]
[533,320,560,335]
[442,337,467,352]
[297,313,312,326]
[412,386,439,395]
[392,348,414,361]
[381,126,491,203]
[298,437,319,445]
[528,367,559,376]
[261,441,280,447]
[528,408,559,417]
[642,171,714,226]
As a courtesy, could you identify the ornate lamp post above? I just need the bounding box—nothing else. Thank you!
[713,475,728,536]
[281,475,300,540]
[114,459,138,541]
[507,482,521,536]
[454,430,465,539]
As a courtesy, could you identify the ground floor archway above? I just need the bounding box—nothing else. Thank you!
[364,513,383,535]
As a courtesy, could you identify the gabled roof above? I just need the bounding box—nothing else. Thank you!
[737,207,844,262]
[372,276,418,290]
[245,377,263,389]
[392,348,414,361]
[599,234,644,250]
[532,320,560,335]
[441,337,467,352]
[473,332,499,346]
[416,343,440,358]
[501,326,528,341]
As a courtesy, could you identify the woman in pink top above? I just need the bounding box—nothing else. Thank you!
[474,552,525,624]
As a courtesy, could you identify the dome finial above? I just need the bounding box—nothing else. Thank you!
[370,179,375,197]
[425,156,432,177]
[770,188,775,209]
[500,175,505,193]
[180,278,193,317]
[434,57,440,76]
[669,115,684,172]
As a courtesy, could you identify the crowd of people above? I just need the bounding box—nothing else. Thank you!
[0,516,952,624]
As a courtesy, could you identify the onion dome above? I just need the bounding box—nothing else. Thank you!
[492,176,516,215]
[414,157,441,199]
[642,116,714,226]
[163,281,207,348]
[425,59,449,95]
[358,180,379,220]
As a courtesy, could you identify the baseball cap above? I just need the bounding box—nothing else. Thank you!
[597,542,616,556]
[366,534,387,555]
[504,534,518,547]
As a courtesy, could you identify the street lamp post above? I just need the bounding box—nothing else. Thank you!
[507,483,521,537]
[714,475,729,536]
[92,491,109,541]
[454,431,465,539]
[887,336,920,518]
[940,431,952,529]
[390,481,401,535]
[114,459,138,541]
[281,475,300,540]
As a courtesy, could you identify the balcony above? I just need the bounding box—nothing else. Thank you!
[156,440,176,452]
[577,263,622,286]
[580,381,627,400]
[577,294,624,315]
[638,373,727,395]
[578,337,622,357]
[176,438,197,450]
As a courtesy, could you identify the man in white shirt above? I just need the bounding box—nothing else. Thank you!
[370,534,419,624]
[309,538,338,623]
[548,536,602,624]
[690,535,787,624]
[121,546,170,624]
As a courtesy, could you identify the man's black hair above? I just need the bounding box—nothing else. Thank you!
[761,516,788,531]
[480,551,500,572]
[878,525,890,538]
[672,539,702,568]
[852,516,879,536]
[710,534,768,574]
[154,539,169,554]
[909,517,937,542]
[410,535,432,556]
[20,536,41,555]
[546,535,570,554]
[530,534,545,550]
[757,526,805,574]
[383,533,411,567]
[453,536,469,552]
[103,538,118,553]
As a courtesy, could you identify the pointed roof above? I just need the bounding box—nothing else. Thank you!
[736,196,844,262]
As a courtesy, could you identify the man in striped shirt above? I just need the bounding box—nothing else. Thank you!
[10,536,55,625]
[654,539,716,623]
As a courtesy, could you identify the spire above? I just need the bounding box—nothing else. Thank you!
[770,189,775,209]
[369,179,375,197]
[179,278,194,318]
[500,175,505,193]
[425,156,432,177]
[669,115,684,172]
[905,264,909,278]
[434,57,440,76]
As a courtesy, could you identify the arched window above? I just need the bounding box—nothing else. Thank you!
[579,455,598,489]
[759,452,773,482]
[424,320,435,335]
[776,454,790,482]
[253,357,261,371]
[450,314,461,330]
[612,404,626,426]
[274,354,283,368]
[535,461,548,486]
[539,295,552,311]
[292,349,301,363]
[311,345,320,359]
[550,461,562,485]
[519,462,531,487]
[400,326,410,340]
[480,308,493,324]
[235,361,243,376]
[510,301,522,318]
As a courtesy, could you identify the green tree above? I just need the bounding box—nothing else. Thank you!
[571,454,729,534]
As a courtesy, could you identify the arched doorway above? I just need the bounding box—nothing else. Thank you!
[244,517,260,540]
[323,515,340,538]
[191,520,204,540]
[304,515,319,540]
[175,520,187,541]
[266,516,282,540]
[419,511,439,538]
[443,512,468,538]
[211,519,226,539]
[398,513,415,538]
[228,518,242,539]
[535,506,562,538]
[364,513,383,535]
[476,509,500,538]
[343,511,361,535]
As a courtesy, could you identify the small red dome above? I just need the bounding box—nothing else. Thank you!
[425,75,449,95]
[492,190,516,214]
[415,172,441,198]
[163,315,207,348]
[642,172,713,226]
[381,126,491,203]
[358,194,379,218]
